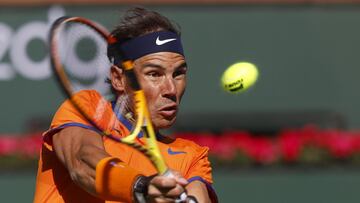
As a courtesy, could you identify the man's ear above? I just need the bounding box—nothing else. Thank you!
[110,65,126,92]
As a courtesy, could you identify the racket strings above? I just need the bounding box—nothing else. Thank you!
[58,21,110,95]
[113,93,134,123]
[124,141,157,162]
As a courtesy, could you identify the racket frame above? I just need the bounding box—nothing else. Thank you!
[49,16,168,174]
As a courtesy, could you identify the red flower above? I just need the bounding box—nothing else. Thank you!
[0,136,19,156]
[221,131,252,154]
[323,130,354,158]
[247,136,277,164]
[278,130,303,162]
[18,133,43,158]
[351,132,360,153]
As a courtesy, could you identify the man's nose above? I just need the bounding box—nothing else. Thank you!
[162,77,177,102]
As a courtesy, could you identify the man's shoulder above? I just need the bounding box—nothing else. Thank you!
[54,89,104,115]
[63,89,108,109]
[172,137,199,147]
[170,137,209,155]
[72,89,102,100]
[50,89,112,128]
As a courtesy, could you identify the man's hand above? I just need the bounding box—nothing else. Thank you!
[147,171,188,203]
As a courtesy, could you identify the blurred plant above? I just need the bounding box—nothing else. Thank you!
[3,125,360,168]
[175,125,360,167]
[0,132,42,169]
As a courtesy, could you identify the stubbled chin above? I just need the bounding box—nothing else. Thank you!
[153,117,177,130]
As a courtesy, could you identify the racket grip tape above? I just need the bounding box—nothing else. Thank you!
[163,170,198,203]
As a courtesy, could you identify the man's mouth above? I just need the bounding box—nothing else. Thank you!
[158,105,178,118]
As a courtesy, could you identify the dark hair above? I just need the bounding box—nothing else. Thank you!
[107,7,181,65]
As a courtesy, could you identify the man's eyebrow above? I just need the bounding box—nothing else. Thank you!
[176,62,187,69]
[141,62,188,70]
[141,62,165,70]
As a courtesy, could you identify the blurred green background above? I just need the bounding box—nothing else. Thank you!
[3,168,360,202]
[1,3,360,202]
[1,5,360,133]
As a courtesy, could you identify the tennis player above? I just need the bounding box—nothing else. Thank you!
[34,7,217,203]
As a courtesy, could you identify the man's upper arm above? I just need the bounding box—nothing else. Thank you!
[184,145,218,203]
[52,126,106,169]
[185,146,212,183]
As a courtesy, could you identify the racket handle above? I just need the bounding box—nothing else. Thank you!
[163,170,198,203]
[175,192,198,203]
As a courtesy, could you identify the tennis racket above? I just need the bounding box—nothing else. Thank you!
[49,16,194,203]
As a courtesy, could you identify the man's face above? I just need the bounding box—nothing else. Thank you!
[131,52,187,130]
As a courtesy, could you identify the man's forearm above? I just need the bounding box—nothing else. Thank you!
[52,127,109,196]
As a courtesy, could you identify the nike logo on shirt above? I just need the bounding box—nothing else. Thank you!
[156,36,177,45]
[167,147,186,155]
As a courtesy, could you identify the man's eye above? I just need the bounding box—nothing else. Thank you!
[147,72,160,78]
[174,68,187,78]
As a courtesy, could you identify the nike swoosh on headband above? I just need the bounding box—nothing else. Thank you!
[167,147,186,155]
[156,36,177,45]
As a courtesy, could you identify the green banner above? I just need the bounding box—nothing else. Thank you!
[1,5,360,133]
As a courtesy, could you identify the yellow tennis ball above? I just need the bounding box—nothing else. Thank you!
[221,62,259,93]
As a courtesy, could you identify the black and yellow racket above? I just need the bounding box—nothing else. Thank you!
[49,16,193,203]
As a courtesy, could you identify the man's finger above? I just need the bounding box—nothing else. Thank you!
[151,176,178,189]
[162,184,186,198]
[168,170,188,186]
